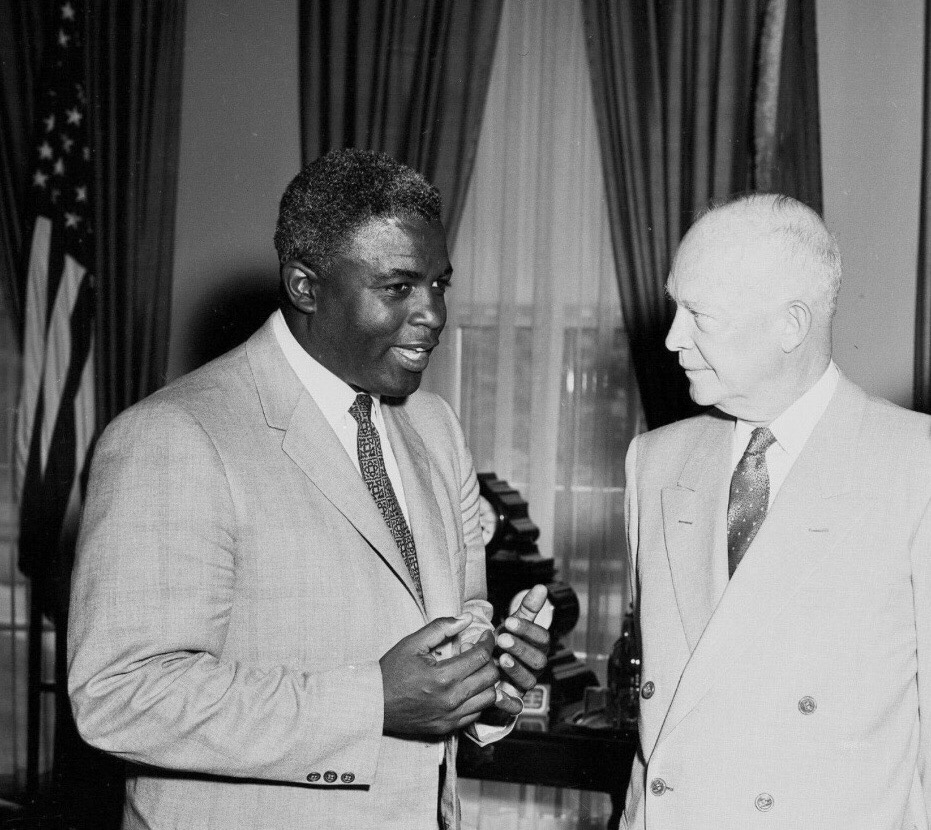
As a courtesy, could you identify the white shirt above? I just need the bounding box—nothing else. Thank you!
[731,361,840,507]
[272,310,411,523]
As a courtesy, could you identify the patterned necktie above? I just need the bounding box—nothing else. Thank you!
[349,393,424,607]
[727,426,777,577]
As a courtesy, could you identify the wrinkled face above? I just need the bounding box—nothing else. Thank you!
[665,219,788,421]
[307,215,451,397]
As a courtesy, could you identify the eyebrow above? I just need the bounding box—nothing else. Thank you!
[379,265,454,281]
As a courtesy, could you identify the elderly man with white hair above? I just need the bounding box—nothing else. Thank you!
[622,193,931,829]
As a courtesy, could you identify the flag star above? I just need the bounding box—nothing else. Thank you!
[75,185,87,202]
[66,107,82,125]
[60,134,74,153]
[64,212,81,228]
[62,2,75,20]
[53,158,65,175]
[44,114,55,132]
[33,170,48,188]
[58,29,70,47]
[39,142,54,159]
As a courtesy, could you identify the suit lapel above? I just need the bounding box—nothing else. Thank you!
[654,377,867,751]
[246,318,424,613]
[383,403,458,620]
[662,415,732,651]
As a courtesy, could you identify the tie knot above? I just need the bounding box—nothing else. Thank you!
[745,426,776,457]
[349,392,373,424]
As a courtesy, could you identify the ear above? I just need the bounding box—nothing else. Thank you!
[280,260,319,315]
[780,300,812,353]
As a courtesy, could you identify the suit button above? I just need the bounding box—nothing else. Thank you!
[755,793,774,812]
[798,696,817,715]
[341,772,355,783]
[323,770,337,783]
[650,778,667,796]
[641,681,655,699]
[306,772,320,782]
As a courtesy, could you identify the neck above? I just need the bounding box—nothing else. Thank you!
[736,354,831,427]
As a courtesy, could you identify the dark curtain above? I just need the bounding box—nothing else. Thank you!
[300,0,503,246]
[916,0,931,413]
[0,0,48,329]
[87,0,186,428]
[754,0,822,211]
[582,0,823,429]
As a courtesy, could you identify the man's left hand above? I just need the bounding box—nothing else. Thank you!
[494,584,551,705]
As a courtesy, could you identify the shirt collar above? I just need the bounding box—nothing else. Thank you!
[734,361,839,456]
[271,309,386,427]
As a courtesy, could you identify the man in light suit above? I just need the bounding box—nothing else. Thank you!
[622,193,931,829]
[68,149,549,830]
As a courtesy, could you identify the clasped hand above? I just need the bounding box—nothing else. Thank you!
[380,585,551,737]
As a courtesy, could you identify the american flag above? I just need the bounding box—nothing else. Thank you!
[15,0,96,589]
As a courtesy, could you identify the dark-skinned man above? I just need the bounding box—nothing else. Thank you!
[68,148,550,830]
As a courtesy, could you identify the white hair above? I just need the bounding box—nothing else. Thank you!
[698,193,842,319]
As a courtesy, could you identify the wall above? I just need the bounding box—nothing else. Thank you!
[169,0,927,407]
[817,0,924,407]
[168,0,300,380]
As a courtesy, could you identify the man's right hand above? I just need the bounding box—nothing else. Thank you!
[379,614,501,736]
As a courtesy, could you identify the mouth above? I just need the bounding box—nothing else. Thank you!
[392,343,436,372]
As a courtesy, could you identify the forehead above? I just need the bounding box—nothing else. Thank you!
[342,215,449,268]
[667,214,777,306]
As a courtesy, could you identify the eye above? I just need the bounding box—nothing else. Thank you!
[384,283,412,297]
[432,277,452,293]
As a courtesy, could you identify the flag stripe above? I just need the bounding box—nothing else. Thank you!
[40,253,86,474]
[15,216,52,497]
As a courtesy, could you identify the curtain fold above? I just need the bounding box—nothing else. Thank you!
[916,0,931,414]
[0,0,48,331]
[299,0,503,246]
[87,0,186,427]
[582,0,822,429]
[755,0,823,210]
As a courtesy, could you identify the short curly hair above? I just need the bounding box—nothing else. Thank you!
[273,148,442,269]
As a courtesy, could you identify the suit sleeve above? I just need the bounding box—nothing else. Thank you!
[67,400,384,784]
[911,492,931,815]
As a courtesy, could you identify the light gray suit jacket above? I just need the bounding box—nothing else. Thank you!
[68,316,493,830]
[622,375,931,829]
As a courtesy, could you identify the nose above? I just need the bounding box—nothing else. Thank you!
[410,286,446,332]
[665,306,691,352]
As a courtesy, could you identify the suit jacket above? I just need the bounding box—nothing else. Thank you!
[622,375,931,830]
[68,316,494,830]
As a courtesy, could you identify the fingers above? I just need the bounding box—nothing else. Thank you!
[497,649,539,694]
[408,613,473,652]
[512,584,549,621]
[490,686,524,717]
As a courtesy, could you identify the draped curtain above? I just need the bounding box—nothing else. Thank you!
[299,0,503,247]
[916,0,931,413]
[0,0,49,330]
[582,0,822,429]
[453,2,641,826]
[87,0,186,427]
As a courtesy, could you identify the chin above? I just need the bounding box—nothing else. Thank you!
[687,382,723,408]
[374,372,423,399]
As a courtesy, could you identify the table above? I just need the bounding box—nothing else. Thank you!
[457,722,637,829]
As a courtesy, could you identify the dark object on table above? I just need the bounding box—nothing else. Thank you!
[607,606,641,730]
